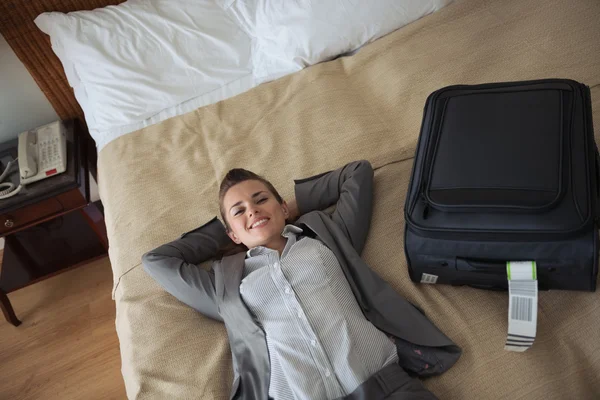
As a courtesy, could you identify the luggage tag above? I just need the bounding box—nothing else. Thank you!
[505,261,538,352]
[420,273,438,284]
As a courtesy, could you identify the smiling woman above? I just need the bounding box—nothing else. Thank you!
[142,160,461,400]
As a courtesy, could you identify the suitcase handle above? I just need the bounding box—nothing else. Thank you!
[456,258,511,291]
[456,257,506,274]
[595,147,600,198]
[467,284,506,291]
[594,146,600,223]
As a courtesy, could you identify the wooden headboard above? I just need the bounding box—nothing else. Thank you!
[0,0,126,177]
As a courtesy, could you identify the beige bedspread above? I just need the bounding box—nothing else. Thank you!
[97,0,600,398]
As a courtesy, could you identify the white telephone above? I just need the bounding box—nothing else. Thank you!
[0,121,68,200]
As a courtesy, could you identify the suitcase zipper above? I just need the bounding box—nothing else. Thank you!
[405,217,594,241]
[410,181,594,240]
[409,180,595,241]
[420,194,430,220]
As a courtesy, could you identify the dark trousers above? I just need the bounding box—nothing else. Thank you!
[341,363,438,400]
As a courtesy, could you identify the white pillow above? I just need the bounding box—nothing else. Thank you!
[35,0,253,145]
[220,0,453,84]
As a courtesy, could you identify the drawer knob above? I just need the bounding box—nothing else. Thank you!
[5,219,14,228]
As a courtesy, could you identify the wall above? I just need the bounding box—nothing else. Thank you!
[0,35,59,141]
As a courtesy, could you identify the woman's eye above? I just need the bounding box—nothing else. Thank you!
[258,198,267,204]
[234,209,243,216]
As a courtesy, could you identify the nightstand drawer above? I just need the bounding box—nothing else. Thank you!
[0,197,64,234]
[56,188,87,210]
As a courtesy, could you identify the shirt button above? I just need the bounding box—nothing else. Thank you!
[310,340,317,347]
[284,287,291,294]
[297,311,303,319]
[325,369,331,377]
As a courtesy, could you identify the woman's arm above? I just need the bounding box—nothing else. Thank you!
[293,160,374,254]
[142,217,232,321]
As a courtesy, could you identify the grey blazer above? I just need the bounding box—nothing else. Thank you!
[143,160,461,400]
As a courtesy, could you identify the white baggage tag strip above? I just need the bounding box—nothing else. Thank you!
[421,273,438,284]
[505,261,538,352]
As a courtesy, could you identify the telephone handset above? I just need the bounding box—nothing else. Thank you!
[18,129,40,179]
[0,121,68,200]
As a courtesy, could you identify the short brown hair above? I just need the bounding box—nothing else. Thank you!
[218,168,283,231]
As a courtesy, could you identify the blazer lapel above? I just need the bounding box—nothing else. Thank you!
[219,252,271,400]
[220,252,264,333]
[221,252,246,297]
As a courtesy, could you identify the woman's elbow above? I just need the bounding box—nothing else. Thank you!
[354,159,373,175]
[355,160,374,182]
[142,251,163,274]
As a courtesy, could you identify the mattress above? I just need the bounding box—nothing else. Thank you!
[97,0,600,398]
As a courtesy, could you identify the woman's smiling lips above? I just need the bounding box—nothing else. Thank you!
[249,218,270,229]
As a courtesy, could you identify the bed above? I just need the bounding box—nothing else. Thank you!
[1,0,600,398]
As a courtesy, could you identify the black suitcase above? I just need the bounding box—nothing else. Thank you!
[404,79,599,291]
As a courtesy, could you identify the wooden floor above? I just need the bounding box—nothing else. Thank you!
[0,256,126,400]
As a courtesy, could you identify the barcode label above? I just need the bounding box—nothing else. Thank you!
[505,261,538,352]
[510,280,537,297]
[510,296,533,322]
[421,273,438,284]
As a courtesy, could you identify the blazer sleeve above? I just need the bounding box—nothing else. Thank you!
[294,160,374,254]
[142,217,231,321]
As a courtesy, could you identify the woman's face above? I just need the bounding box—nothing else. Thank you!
[222,180,289,249]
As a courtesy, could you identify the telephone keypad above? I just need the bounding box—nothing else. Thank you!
[38,132,66,172]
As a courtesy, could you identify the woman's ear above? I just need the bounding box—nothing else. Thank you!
[281,201,290,218]
[227,230,241,244]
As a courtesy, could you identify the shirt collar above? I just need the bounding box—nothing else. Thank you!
[246,224,303,257]
[282,224,303,238]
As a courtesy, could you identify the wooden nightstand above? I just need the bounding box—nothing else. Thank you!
[0,120,108,326]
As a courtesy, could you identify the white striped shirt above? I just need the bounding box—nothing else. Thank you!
[239,225,398,400]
